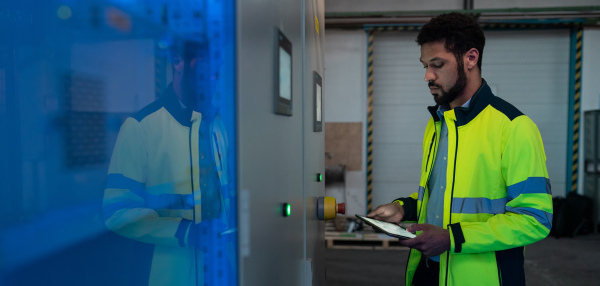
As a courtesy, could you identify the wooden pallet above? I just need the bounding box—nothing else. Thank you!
[325,218,409,250]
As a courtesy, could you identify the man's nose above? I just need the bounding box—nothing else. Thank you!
[424,67,436,82]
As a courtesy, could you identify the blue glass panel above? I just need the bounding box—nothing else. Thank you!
[0,0,237,285]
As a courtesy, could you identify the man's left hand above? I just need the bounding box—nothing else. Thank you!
[399,223,450,257]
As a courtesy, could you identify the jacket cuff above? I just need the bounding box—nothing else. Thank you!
[175,219,193,247]
[449,223,465,253]
[393,197,418,222]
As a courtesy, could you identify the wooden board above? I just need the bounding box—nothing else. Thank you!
[324,219,409,250]
[325,122,362,171]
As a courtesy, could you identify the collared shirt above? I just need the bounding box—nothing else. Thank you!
[427,98,471,262]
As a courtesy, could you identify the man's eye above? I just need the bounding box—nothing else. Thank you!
[434,63,443,68]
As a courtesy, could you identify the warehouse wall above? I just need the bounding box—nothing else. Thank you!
[323,30,368,215]
[324,27,600,214]
[325,0,600,13]
[580,28,600,222]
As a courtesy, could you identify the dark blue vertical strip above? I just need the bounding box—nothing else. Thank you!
[495,247,526,286]
[0,44,22,227]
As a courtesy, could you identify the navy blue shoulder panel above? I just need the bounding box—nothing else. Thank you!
[490,96,524,121]
[454,80,524,126]
[133,97,166,122]
[131,85,192,127]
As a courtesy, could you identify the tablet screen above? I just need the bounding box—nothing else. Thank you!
[356,215,416,239]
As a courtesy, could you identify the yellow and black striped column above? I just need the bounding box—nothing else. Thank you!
[570,26,583,193]
[366,28,374,213]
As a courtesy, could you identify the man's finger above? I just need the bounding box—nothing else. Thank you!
[366,211,378,218]
[399,239,419,248]
[399,236,423,248]
[366,205,385,218]
[407,223,430,233]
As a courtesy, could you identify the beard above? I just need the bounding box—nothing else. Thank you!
[429,58,467,106]
[181,65,214,113]
[181,66,198,109]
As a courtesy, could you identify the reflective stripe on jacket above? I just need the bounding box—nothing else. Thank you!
[102,86,229,286]
[402,79,552,286]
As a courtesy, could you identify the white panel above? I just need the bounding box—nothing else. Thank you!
[372,142,422,182]
[325,0,462,13]
[372,105,430,144]
[371,29,569,207]
[325,0,599,13]
[324,30,367,122]
[324,29,369,214]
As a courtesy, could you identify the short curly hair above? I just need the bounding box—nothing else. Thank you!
[417,12,485,70]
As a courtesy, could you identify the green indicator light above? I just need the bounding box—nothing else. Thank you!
[316,173,322,182]
[282,203,291,217]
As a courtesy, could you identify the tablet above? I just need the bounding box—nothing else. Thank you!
[355,214,416,240]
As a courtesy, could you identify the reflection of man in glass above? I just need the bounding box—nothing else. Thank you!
[102,41,233,286]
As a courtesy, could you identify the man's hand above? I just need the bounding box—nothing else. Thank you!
[367,202,404,224]
[399,223,450,257]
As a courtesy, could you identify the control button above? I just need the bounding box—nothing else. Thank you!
[337,203,345,214]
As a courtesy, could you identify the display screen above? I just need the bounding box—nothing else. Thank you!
[316,83,322,121]
[313,71,322,131]
[356,215,416,239]
[279,47,292,100]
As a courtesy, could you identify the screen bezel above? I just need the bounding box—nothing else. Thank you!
[275,29,293,116]
[313,71,322,132]
[355,214,416,240]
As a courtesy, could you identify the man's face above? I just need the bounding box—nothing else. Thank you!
[420,41,467,106]
[172,52,213,111]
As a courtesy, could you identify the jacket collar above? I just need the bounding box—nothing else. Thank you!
[427,79,492,127]
[162,84,194,127]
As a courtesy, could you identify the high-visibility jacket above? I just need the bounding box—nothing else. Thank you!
[102,86,231,286]
[398,79,552,286]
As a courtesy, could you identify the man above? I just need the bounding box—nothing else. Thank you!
[368,13,552,286]
[102,41,234,286]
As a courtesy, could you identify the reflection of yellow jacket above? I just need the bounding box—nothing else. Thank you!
[103,87,229,286]
[400,80,552,286]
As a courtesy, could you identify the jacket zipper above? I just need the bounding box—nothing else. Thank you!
[424,132,436,172]
[445,123,459,286]
[188,126,200,286]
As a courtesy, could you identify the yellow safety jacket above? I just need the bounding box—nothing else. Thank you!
[102,86,231,286]
[399,80,552,286]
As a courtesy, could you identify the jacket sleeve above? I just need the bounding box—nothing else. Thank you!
[393,192,419,222]
[103,118,190,248]
[449,116,553,254]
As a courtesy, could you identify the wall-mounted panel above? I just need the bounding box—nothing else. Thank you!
[237,0,305,285]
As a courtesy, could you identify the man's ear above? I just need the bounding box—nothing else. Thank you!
[465,48,479,70]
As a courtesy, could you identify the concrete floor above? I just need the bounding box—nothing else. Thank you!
[324,233,600,286]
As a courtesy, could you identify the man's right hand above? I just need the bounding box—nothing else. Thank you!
[367,202,404,224]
